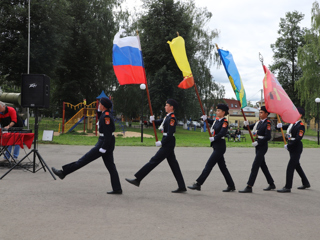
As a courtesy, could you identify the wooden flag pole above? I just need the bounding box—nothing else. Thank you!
[215,43,253,142]
[259,53,286,145]
[194,83,212,137]
[145,83,159,142]
[276,114,287,144]
[136,30,158,142]
[238,101,254,142]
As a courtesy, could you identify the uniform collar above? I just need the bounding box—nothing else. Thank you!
[294,120,301,125]
[260,118,267,122]
[166,112,174,116]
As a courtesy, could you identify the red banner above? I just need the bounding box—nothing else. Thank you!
[263,65,300,123]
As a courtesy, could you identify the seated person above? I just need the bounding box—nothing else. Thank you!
[225,129,231,140]
[235,128,242,141]
[229,127,236,141]
[0,101,24,162]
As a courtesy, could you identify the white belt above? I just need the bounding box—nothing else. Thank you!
[163,133,175,136]
[289,138,295,140]
[99,133,114,137]
[257,136,264,139]
[213,136,225,139]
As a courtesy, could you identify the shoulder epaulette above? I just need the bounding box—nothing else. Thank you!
[300,122,304,125]
[171,114,175,118]
[266,119,271,123]
[105,112,109,116]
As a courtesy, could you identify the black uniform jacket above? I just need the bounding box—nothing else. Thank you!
[244,119,271,145]
[155,112,176,147]
[281,121,305,151]
[207,117,228,147]
[99,110,115,150]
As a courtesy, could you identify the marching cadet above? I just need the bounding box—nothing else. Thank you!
[239,106,275,193]
[125,99,187,193]
[188,104,236,192]
[276,107,310,193]
[52,97,122,194]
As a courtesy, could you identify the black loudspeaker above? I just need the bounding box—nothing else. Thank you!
[21,74,50,108]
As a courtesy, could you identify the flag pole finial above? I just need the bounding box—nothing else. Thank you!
[177,32,179,36]
[259,52,264,65]
[215,43,219,50]
[136,30,139,36]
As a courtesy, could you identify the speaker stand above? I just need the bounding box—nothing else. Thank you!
[0,108,56,180]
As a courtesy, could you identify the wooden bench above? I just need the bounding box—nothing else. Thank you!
[228,134,246,142]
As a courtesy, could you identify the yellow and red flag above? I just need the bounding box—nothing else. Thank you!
[263,65,300,123]
[167,36,194,89]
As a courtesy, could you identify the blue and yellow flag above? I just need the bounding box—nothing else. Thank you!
[218,49,247,108]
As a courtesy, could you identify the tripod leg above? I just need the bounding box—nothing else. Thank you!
[35,150,56,180]
[0,150,33,180]
[35,150,46,172]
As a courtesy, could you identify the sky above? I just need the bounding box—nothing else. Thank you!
[122,0,315,105]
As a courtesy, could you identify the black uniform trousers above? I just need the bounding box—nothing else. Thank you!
[134,145,186,189]
[196,141,235,187]
[285,142,310,189]
[247,144,274,187]
[62,137,122,191]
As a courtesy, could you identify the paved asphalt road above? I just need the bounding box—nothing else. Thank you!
[0,145,319,240]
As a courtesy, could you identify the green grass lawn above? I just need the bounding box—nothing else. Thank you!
[35,122,320,148]
[305,128,320,136]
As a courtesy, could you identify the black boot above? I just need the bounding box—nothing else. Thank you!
[297,184,310,189]
[187,182,201,191]
[263,184,276,191]
[171,188,187,193]
[107,190,123,194]
[51,167,65,180]
[223,186,236,192]
[125,178,140,187]
[239,186,252,193]
[277,187,291,193]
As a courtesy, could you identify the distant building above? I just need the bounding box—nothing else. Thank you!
[222,99,259,127]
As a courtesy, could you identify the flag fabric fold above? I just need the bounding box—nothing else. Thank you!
[167,36,194,89]
[263,65,300,123]
[112,29,147,85]
[218,49,247,108]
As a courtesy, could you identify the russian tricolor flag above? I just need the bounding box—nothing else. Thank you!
[112,29,147,85]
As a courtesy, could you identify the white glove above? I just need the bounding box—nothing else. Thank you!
[155,141,162,147]
[99,148,106,153]
[277,123,283,128]
[149,115,155,123]
[201,115,207,121]
[252,141,258,147]
[209,137,215,142]
[284,144,288,150]
[243,120,249,126]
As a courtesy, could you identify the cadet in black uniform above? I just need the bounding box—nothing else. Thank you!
[276,107,310,193]
[239,106,275,193]
[125,99,187,193]
[52,97,122,194]
[188,104,236,192]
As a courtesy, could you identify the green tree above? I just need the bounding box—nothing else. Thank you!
[114,0,222,121]
[0,0,70,86]
[297,1,320,120]
[54,0,122,107]
[270,11,306,107]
